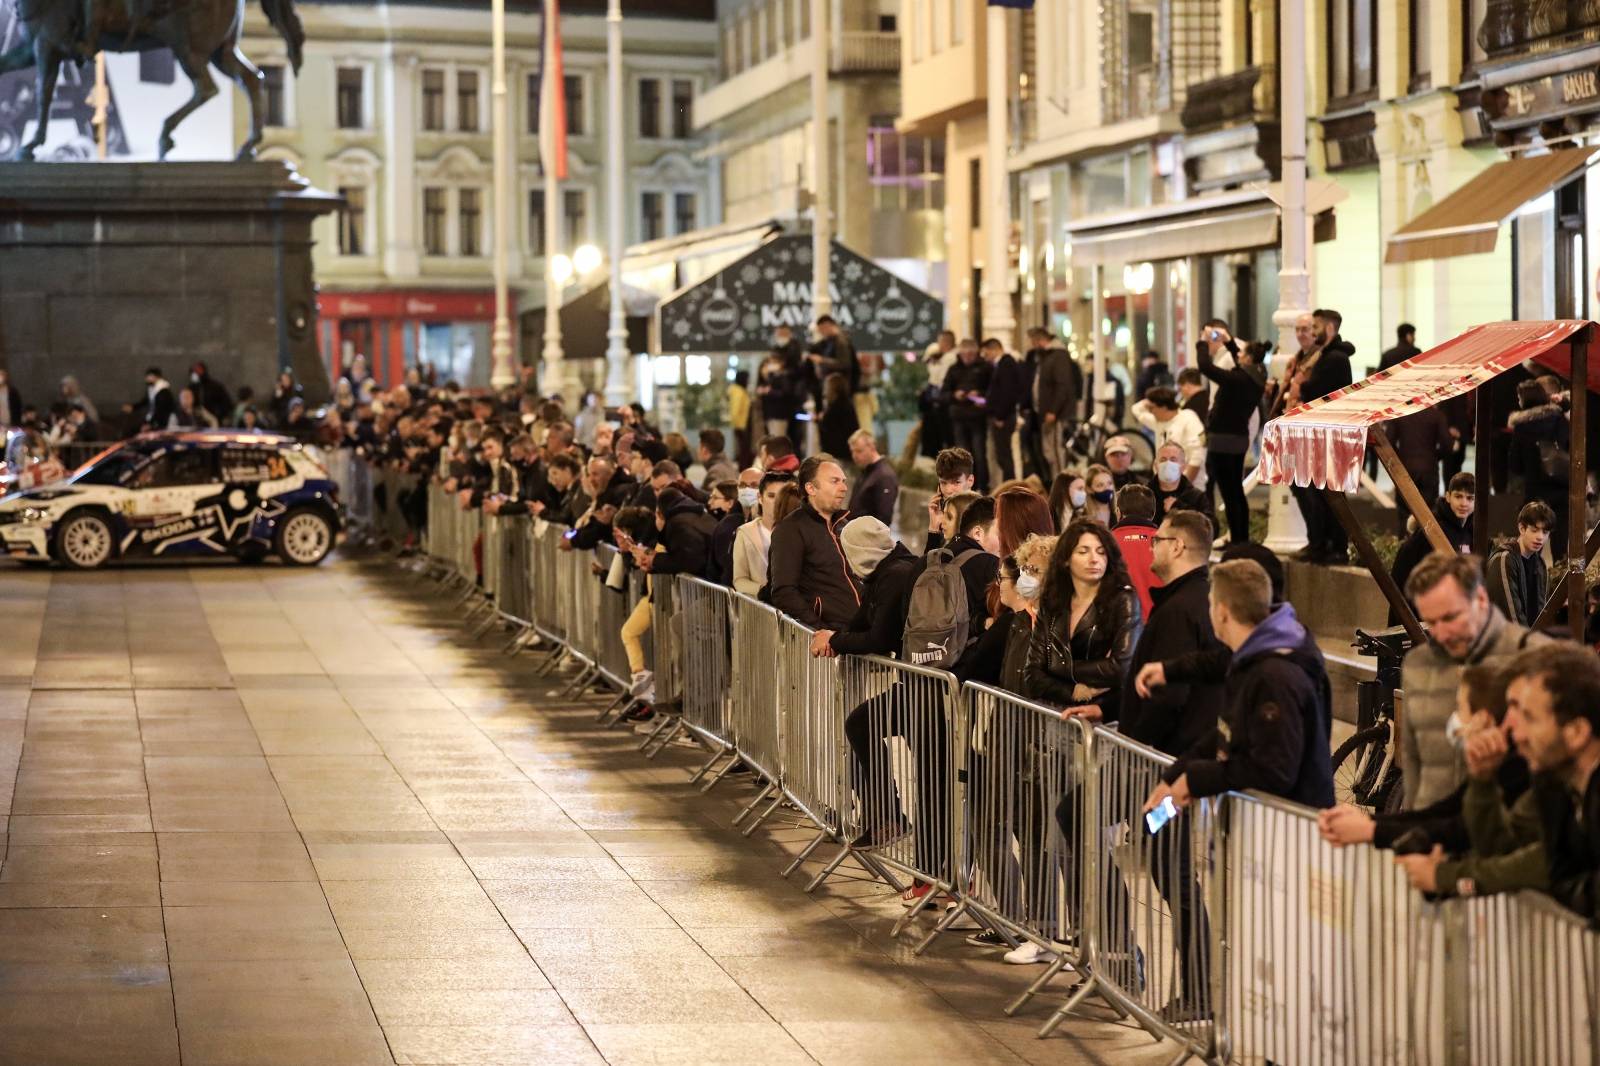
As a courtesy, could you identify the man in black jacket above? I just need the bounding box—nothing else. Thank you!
[1378,323,1420,372]
[1486,500,1553,628]
[919,495,1000,680]
[1291,309,1356,563]
[942,341,993,491]
[846,429,900,526]
[1388,472,1475,625]
[982,338,1025,484]
[1195,323,1264,544]
[1030,328,1080,478]
[768,455,861,628]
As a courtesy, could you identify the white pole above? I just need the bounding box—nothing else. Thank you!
[809,0,831,319]
[1265,0,1309,553]
[489,0,515,389]
[982,3,1016,348]
[602,0,630,406]
[92,54,109,160]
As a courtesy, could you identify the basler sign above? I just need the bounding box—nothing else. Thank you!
[656,235,941,353]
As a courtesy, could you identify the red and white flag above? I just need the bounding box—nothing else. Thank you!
[536,0,568,180]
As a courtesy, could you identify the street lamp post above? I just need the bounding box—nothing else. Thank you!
[809,0,830,320]
[489,0,516,389]
[982,2,1016,349]
[603,0,631,406]
[1265,0,1309,553]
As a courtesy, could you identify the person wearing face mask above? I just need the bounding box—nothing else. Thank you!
[704,481,745,587]
[188,361,233,426]
[1149,441,1213,524]
[1081,464,1115,526]
[733,471,793,597]
[1131,386,1206,491]
[1047,470,1087,529]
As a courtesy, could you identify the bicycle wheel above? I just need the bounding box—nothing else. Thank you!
[1331,722,1392,810]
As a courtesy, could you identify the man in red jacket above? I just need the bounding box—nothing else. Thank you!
[1111,483,1160,620]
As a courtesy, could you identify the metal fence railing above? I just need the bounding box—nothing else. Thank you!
[392,471,1600,1061]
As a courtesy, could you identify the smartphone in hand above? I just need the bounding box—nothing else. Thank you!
[1145,796,1179,834]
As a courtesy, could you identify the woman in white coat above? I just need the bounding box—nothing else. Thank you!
[733,472,799,598]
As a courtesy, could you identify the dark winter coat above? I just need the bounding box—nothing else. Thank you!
[1389,497,1474,625]
[943,358,994,423]
[1021,585,1142,720]
[1301,336,1355,402]
[1151,475,1213,523]
[1164,602,1335,809]
[706,508,744,586]
[1486,542,1548,629]
[1386,405,1452,499]
[1117,567,1228,757]
[829,543,918,657]
[768,502,862,629]
[650,494,720,579]
[1195,341,1265,453]
[847,457,900,528]
[984,353,1027,426]
[1034,346,1079,422]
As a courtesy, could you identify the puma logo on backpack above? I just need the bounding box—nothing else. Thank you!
[903,547,981,669]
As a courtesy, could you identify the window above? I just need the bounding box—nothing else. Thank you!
[458,70,480,132]
[262,64,286,127]
[638,78,661,138]
[969,157,981,229]
[1328,0,1378,101]
[1409,0,1430,89]
[526,73,539,134]
[564,188,588,245]
[459,188,482,256]
[338,186,366,256]
[671,79,693,139]
[868,120,945,212]
[879,13,896,31]
[564,74,584,136]
[422,69,446,131]
[641,191,664,242]
[673,192,697,235]
[336,67,364,129]
[529,190,546,256]
[138,449,218,489]
[1462,0,1487,71]
[423,187,447,255]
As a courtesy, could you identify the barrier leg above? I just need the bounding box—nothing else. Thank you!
[733,781,776,827]
[781,830,831,879]
[740,791,786,836]
[802,844,851,891]
[698,751,740,792]
[687,745,728,785]
[641,717,684,758]
[1007,954,1071,1017]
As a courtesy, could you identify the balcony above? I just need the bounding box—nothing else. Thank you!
[1478,6,1600,59]
[1179,65,1278,132]
[695,32,900,129]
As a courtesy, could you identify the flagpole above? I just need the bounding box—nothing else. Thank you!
[539,0,567,399]
[981,0,1016,349]
[489,0,515,389]
[602,0,630,407]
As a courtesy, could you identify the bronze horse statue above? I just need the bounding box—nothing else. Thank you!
[0,0,303,160]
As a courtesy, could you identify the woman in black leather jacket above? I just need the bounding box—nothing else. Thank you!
[1023,518,1142,722]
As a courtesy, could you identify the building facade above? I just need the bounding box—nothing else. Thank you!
[238,0,719,390]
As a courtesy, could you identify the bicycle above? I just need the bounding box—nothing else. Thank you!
[1330,624,1416,813]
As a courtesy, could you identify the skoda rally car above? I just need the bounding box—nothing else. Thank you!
[0,431,341,569]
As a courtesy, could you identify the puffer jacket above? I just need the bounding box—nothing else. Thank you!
[1021,585,1142,719]
[1399,606,1541,809]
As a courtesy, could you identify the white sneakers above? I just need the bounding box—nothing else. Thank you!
[629,670,655,701]
[1002,941,1058,966]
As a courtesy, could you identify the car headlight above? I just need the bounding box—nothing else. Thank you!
[20,507,45,523]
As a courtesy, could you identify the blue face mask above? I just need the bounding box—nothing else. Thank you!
[1158,460,1182,484]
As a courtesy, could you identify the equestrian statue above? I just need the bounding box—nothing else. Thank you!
[0,0,304,160]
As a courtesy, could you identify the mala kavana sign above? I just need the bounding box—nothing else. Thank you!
[657,235,942,353]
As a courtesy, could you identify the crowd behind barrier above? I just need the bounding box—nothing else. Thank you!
[325,465,1598,1065]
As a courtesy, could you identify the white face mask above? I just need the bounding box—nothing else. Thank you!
[1015,573,1041,600]
[1158,460,1182,484]
[1069,489,1086,510]
[1445,712,1468,750]
[737,487,759,509]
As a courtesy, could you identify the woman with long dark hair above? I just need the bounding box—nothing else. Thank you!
[1023,519,1142,721]
[993,486,1058,559]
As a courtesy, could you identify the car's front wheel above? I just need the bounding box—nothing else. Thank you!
[56,510,115,570]
[274,508,334,566]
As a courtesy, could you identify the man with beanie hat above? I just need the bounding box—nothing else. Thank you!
[811,517,918,657]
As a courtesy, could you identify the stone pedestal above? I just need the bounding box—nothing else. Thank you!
[0,161,340,419]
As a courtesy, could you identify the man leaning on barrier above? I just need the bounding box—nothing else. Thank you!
[1400,552,1544,810]
[767,455,862,630]
[1393,644,1600,919]
[1144,558,1334,813]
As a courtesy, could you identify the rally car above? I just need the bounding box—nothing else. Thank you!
[0,431,341,569]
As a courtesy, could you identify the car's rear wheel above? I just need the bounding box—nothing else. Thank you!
[56,511,114,570]
[275,508,333,566]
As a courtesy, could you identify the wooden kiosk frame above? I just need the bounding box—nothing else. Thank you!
[1258,320,1597,643]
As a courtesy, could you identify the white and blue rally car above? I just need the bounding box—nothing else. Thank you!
[0,431,341,569]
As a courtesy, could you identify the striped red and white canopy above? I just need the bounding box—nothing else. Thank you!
[1257,320,1598,493]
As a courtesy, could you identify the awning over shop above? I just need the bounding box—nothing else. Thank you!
[1064,181,1346,267]
[656,235,943,353]
[621,218,784,300]
[1257,319,1598,493]
[1384,148,1595,264]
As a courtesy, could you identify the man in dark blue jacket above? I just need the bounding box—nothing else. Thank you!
[982,338,1025,484]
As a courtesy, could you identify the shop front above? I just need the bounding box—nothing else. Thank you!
[317,290,506,390]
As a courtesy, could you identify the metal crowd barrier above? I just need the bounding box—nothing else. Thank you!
[385,466,1600,1063]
